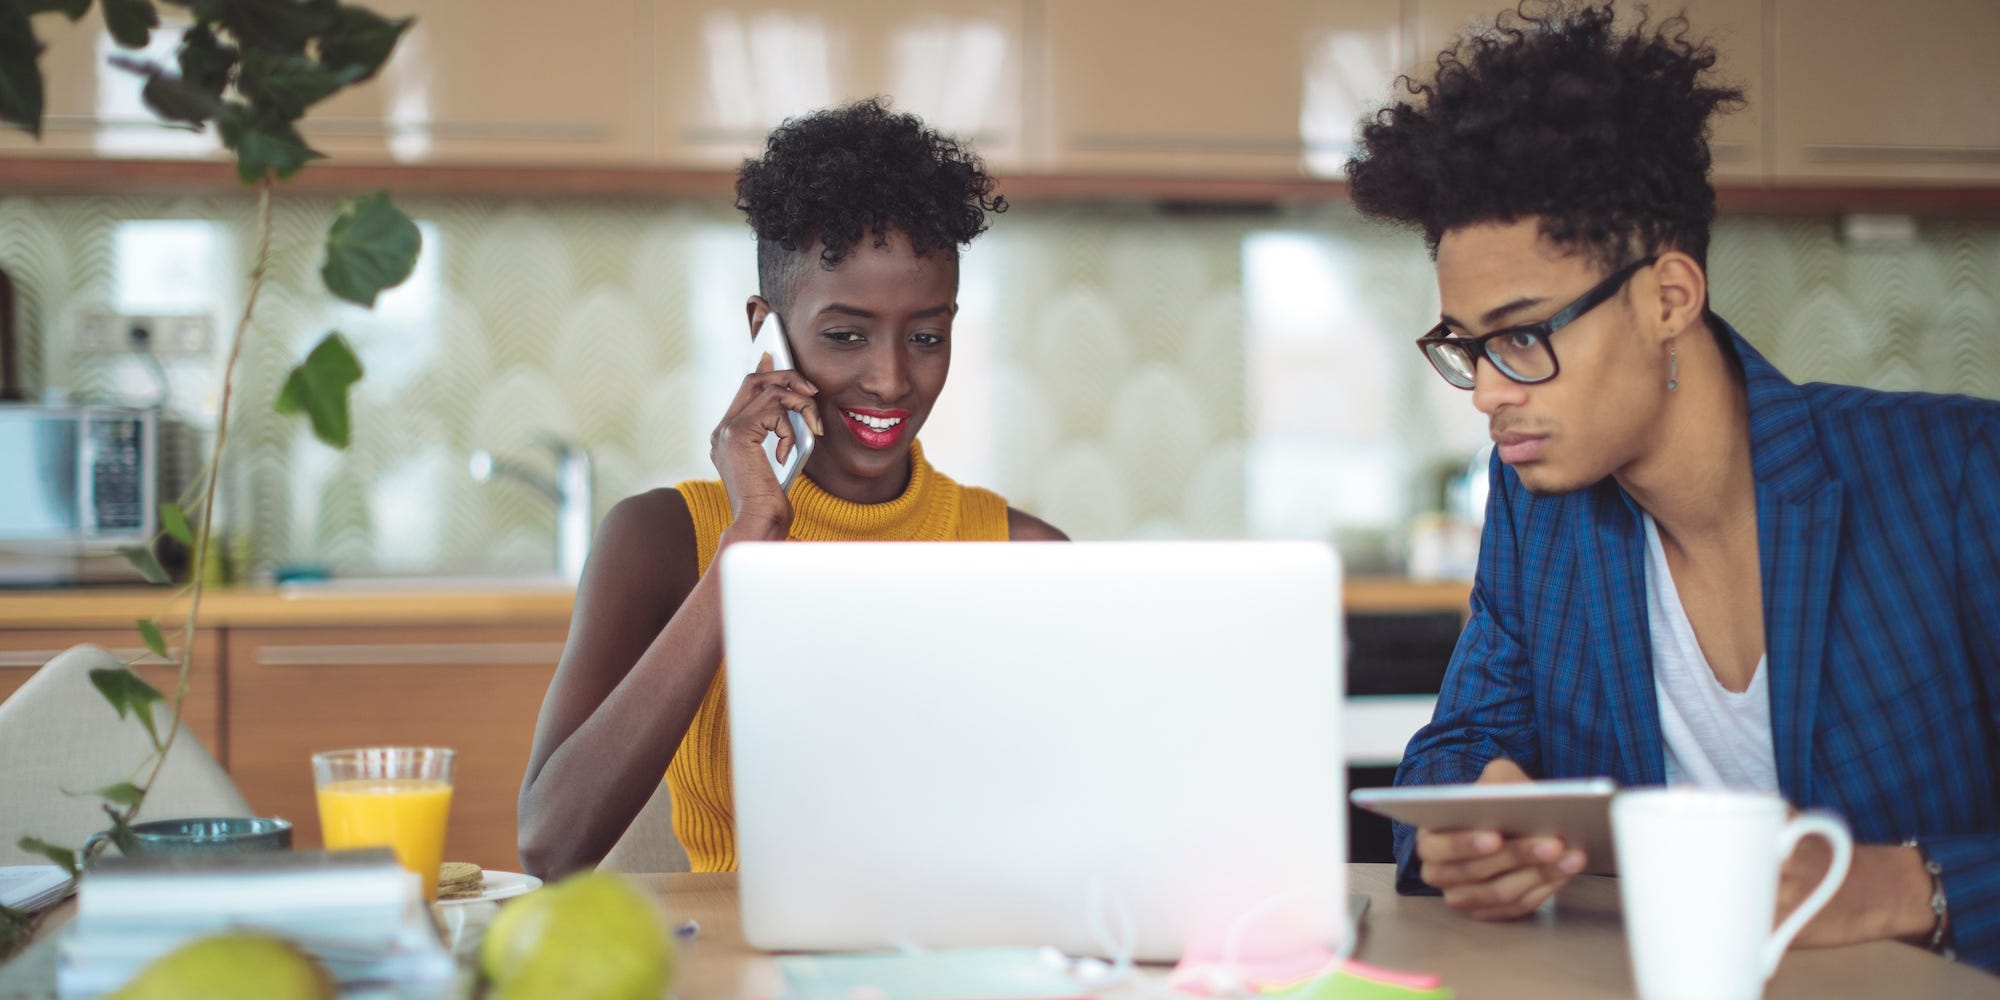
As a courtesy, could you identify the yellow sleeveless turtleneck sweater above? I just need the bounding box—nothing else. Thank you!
[665,442,1010,872]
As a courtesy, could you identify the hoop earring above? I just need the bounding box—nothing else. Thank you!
[1666,342,1679,392]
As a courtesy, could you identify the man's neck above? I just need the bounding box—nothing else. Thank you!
[1614,323,1758,550]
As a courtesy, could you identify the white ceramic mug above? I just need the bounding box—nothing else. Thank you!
[1611,788,1853,1000]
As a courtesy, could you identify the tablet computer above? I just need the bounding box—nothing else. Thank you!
[1350,778,1620,874]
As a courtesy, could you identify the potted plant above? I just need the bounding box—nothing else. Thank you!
[0,0,423,954]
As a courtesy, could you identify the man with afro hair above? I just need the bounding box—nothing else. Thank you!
[1349,2,2000,970]
[518,98,1064,879]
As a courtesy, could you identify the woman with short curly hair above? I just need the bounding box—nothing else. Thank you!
[518,99,1065,877]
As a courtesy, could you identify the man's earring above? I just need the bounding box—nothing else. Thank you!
[1666,342,1679,393]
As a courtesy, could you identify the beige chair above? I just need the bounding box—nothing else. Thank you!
[598,781,691,874]
[0,645,249,866]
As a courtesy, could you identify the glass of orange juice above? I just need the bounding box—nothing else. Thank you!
[311,746,455,900]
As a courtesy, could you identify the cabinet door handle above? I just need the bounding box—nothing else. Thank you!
[254,642,565,667]
[1804,144,2000,166]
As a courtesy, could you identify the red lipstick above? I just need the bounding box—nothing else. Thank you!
[839,406,911,449]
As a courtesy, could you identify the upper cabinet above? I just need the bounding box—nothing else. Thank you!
[301,0,650,166]
[0,1,650,166]
[1412,0,1768,182]
[650,0,1028,171]
[1036,0,1403,178]
[6,0,2000,188]
[1771,0,2000,183]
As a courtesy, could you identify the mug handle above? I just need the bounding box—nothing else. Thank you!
[1760,810,1854,977]
[79,830,111,866]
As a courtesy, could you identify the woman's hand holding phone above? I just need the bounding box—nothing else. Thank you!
[711,351,823,542]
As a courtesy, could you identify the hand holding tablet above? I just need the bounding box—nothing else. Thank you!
[1351,766,1617,920]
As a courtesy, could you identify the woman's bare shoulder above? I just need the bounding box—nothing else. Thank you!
[1006,506,1068,542]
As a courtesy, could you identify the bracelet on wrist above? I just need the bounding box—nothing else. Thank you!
[1902,838,1954,960]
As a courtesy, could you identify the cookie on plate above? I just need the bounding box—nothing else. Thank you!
[436,861,484,899]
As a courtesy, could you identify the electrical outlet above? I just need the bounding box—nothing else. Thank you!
[71,311,216,357]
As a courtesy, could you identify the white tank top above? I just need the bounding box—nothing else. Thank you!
[1643,514,1778,793]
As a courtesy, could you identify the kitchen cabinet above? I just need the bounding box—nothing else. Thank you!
[651,0,1028,170]
[301,0,651,166]
[0,627,226,763]
[1037,0,1403,178]
[0,9,225,160]
[2,0,651,167]
[1412,0,1769,181]
[1771,0,2000,183]
[225,625,564,871]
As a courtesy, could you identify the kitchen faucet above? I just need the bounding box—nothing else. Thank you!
[468,436,594,583]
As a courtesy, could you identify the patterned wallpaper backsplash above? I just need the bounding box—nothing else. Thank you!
[1,193,1995,577]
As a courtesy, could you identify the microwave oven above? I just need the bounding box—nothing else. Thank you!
[0,403,178,585]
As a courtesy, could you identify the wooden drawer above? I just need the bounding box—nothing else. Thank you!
[0,628,226,764]
[226,626,564,872]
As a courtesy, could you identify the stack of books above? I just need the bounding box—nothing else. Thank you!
[56,849,457,998]
[0,865,73,913]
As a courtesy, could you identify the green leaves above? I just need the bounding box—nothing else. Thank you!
[239,49,362,119]
[135,618,169,659]
[276,332,363,448]
[218,104,321,184]
[23,0,93,18]
[95,782,144,807]
[88,667,165,747]
[175,23,234,99]
[317,5,410,83]
[118,544,170,584]
[101,0,157,48]
[322,191,420,307]
[17,838,77,878]
[159,501,193,545]
[0,2,47,137]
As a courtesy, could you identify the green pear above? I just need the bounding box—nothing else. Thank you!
[110,933,334,1000]
[480,871,675,1000]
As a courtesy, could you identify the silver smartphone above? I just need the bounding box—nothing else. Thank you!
[747,313,815,490]
[1350,778,1620,874]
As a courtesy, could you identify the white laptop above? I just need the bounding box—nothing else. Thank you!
[720,541,1347,962]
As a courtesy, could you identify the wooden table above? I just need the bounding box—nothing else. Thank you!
[643,865,2000,999]
[6,864,1996,998]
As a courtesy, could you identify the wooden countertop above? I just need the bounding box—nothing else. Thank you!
[0,585,580,629]
[0,577,1468,630]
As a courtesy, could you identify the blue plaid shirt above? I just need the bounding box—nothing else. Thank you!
[1393,323,2000,972]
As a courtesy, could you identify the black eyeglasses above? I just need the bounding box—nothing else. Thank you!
[1416,256,1658,389]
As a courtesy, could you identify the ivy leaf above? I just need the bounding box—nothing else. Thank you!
[238,50,360,119]
[135,617,169,659]
[317,4,411,83]
[100,806,140,854]
[158,501,194,545]
[96,782,144,807]
[141,71,221,127]
[23,0,92,19]
[276,332,363,448]
[101,0,158,49]
[0,3,45,137]
[118,544,170,584]
[17,838,77,878]
[321,191,419,307]
[208,0,329,57]
[88,667,165,747]
[175,23,236,100]
[218,104,322,184]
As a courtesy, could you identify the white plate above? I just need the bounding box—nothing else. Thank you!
[435,870,542,906]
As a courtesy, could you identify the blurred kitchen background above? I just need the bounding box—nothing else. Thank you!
[2,0,1996,866]
[3,197,1995,579]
